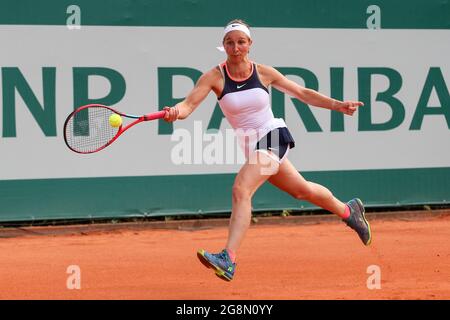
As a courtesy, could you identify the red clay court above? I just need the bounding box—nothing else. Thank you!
[0,209,449,300]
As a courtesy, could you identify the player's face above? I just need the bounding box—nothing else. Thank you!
[223,31,252,59]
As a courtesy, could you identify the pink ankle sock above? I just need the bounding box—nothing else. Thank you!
[342,204,351,219]
[226,249,236,263]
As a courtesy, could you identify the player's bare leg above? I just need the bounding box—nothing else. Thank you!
[268,158,347,217]
[197,151,279,281]
[226,151,279,254]
[268,158,372,245]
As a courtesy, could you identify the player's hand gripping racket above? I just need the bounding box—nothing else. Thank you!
[63,104,167,154]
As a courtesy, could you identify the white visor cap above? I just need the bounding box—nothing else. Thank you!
[216,23,251,52]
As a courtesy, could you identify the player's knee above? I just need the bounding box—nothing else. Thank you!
[232,184,252,203]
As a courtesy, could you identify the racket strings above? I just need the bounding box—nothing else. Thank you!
[65,106,120,153]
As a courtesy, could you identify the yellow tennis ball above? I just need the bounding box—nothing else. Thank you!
[109,114,122,128]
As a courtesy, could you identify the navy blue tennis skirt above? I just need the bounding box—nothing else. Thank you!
[255,127,295,159]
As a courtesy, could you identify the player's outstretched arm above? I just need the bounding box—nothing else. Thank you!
[263,65,363,116]
[163,69,218,122]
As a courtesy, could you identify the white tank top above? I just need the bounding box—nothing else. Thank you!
[217,62,287,155]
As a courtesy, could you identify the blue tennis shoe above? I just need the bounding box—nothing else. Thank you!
[343,198,372,246]
[197,249,236,281]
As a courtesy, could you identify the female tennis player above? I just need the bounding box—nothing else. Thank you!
[163,20,372,281]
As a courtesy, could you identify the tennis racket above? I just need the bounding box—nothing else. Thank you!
[63,104,167,154]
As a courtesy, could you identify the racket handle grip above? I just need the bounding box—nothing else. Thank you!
[145,110,167,121]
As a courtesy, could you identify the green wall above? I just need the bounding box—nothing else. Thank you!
[1,168,449,222]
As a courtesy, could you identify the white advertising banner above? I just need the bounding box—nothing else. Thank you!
[1,26,449,180]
